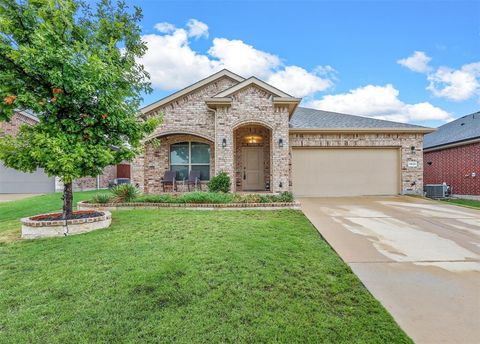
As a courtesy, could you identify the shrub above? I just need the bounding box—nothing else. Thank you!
[180,192,234,204]
[277,192,294,202]
[91,194,112,204]
[111,184,140,203]
[208,172,231,193]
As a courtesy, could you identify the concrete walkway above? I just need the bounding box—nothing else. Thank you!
[300,196,480,344]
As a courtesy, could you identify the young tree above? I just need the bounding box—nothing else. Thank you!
[0,0,159,218]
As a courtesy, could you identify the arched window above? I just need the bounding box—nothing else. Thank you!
[170,142,210,180]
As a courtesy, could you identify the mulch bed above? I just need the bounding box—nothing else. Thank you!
[30,210,104,222]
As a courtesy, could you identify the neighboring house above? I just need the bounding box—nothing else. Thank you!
[424,111,480,196]
[135,69,433,197]
[0,111,122,194]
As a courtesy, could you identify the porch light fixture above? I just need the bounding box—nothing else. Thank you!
[278,138,284,148]
[410,146,416,153]
[244,135,263,144]
[222,138,227,148]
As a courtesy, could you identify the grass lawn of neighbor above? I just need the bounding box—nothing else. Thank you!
[0,192,411,343]
[441,198,480,209]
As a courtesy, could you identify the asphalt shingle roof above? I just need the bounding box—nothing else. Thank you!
[290,107,429,129]
[423,111,480,149]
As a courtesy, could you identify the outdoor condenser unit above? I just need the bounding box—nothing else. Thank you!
[425,184,447,199]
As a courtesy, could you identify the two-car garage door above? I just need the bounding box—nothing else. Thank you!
[0,163,55,194]
[292,148,400,197]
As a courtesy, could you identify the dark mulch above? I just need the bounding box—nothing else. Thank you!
[30,210,104,222]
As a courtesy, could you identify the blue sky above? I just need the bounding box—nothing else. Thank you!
[121,0,479,127]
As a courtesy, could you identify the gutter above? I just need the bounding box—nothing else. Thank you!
[423,137,480,152]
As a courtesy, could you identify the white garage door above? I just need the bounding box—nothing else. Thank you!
[0,163,55,194]
[292,148,400,197]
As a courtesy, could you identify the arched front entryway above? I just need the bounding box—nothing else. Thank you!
[233,124,272,192]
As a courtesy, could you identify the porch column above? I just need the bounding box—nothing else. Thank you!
[214,107,235,191]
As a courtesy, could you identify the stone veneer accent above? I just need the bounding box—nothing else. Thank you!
[142,134,214,194]
[289,132,424,194]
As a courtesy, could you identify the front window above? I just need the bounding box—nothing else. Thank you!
[170,142,210,180]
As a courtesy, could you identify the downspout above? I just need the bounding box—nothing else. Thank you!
[96,175,100,190]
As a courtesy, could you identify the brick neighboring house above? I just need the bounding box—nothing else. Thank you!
[0,111,123,193]
[135,69,434,196]
[424,111,480,196]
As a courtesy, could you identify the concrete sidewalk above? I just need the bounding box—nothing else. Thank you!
[300,196,480,344]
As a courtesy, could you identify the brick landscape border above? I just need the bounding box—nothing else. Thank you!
[21,211,112,239]
[78,200,300,211]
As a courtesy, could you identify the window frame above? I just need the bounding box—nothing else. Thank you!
[170,141,211,181]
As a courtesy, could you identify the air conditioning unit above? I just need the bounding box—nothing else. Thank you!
[425,184,448,199]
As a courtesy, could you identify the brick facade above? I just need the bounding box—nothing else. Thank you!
[289,132,425,194]
[141,134,214,194]
[215,86,290,193]
[0,112,38,137]
[136,74,427,196]
[424,142,480,195]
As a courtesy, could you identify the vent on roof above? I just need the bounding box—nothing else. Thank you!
[461,123,465,126]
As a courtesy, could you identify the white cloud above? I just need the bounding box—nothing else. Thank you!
[186,19,209,39]
[398,51,480,102]
[307,84,452,123]
[267,66,334,97]
[154,22,176,34]
[427,62,480,101]
[140,20,333,97]
[397,51,432,73]
[208,38,281,79]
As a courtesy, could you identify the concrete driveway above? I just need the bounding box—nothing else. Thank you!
[0,194,39,202]
[300,196,480,344]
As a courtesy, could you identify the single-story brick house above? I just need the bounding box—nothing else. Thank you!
[135,69,434,197]
[0,111,127,193]
[424,111,480,196]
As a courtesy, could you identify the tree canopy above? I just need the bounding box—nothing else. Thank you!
[0,0,159,216]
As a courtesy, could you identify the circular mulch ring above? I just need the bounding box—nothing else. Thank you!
[30,210,104,222]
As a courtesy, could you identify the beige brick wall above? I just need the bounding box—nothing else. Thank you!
[142,135,214,194]
[0,112,38,137]
[215,86,290,193]
[289,132,424,194]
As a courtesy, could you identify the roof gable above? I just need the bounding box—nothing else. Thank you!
[213,77,293,98]
[140,69,244,114]
[424,111,480,149]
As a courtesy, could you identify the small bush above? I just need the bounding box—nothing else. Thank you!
[91,194,112,204]
[277,192,294,202]
[180,192,234,204]
[208,172,231,193]
[111,184,140,203]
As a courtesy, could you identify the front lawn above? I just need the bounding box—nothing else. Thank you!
[0,192,411,343]
[441,198,480,209]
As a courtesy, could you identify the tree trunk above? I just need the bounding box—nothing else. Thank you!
[62,182,73,219]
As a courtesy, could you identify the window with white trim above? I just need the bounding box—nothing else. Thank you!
[170,142,210,181]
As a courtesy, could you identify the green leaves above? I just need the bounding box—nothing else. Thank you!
[0,0,159,183]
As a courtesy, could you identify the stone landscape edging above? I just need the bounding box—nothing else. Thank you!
[78,200,300,211]
[21,211,112,239]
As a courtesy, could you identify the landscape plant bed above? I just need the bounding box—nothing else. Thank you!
[30,210,104,222]
[78,200,299,210]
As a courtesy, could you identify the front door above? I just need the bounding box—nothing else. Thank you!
[242,147,264,191]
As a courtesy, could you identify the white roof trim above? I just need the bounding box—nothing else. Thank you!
[140,69,245,114]
[289,127,436,134]
[213,77,293,98]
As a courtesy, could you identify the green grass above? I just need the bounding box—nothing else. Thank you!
[0,192,411,343]
[441,198,480,209]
